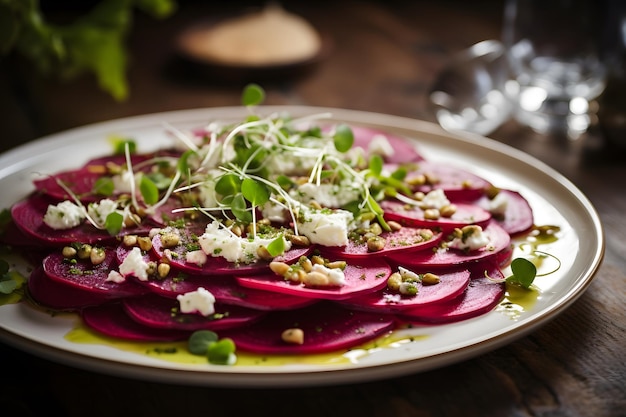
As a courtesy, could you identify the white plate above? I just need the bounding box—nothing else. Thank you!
[0,106,604,387]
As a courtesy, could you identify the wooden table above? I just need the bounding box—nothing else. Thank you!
[1,1,624,416]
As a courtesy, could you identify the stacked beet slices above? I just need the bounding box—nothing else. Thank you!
[3,126,535,357]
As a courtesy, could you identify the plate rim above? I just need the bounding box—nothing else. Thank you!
[0,105,605,387]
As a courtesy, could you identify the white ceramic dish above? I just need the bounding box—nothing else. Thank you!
[0,106,604,387]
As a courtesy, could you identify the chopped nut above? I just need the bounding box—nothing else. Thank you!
[367,236,386,252]
[288,234,311,247]
[160,232,180,248]
[256,245,273,261]
[421,272,441,285]
[281,328,304,345]
[137,236,152,251]
[439,204,457,218]
[269,261,290,276]
[387,272,402,291]
[62,246,77,258]
[77,244,92,260]
[302,271,329,286]
[157,262,170,278]
[89,247,106,265]
[123,234,138,247]
[387,220,402,231]
[325,260,346,270]
[423,208,440,220]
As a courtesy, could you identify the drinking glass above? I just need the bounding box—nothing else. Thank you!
[503,0,610,136]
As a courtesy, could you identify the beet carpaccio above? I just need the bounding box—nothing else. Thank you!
[2,105,536,360]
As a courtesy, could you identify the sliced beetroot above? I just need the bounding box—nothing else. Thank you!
[81,302,190,342]
[403,161,492,201]
[122,294,265,331]
[220,302,396,354]
[42,250,148,298]
[33,170,109,202]
[386,221,512,270]
[380,200,491,232]
[11,194,117,246]
[28,267,113,310]
[475,189,534,236]
[137,273,318,311]
[322,226,442,259]
[235,258,392,300]
[151,228,313,276]
[349,125,425,163]
[399,267,506,324]
[340,269,471,313]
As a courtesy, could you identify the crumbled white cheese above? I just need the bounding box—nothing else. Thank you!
[43,200,86,230]
[198,220,292,263]
[87,199,119,227]
[261,200,287,223]
[399,281,418,295]
[177,287,216,317]
[383,293,402,303]
[420,189,450,210]
[398,266,419,282]
[489,192,509,216]
[118,247,150,281]
[106,270,125,283]
[111,170,137,193]
[297,208,354,247]
[368,134,395,158]
[449,226,491,251]
[311,263,346,286]
[294,181,360,208]
[186,249,208,266]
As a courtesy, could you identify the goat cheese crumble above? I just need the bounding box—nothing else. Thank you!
[43,200,86,230]
[177,287,216,316]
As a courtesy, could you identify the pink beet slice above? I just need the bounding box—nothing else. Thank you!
[380,200,491,232]
[400,267,506,324]
[386,221,512,270]
[403,161,492,201]
[28,267,114,310]
[81,302,190,342]
[235,258,392,300]
[42,250,148,298]
[122,294,265,331]
[475,189,534,236]
[340,269,471,313]
[151,228,313,276]
[137,273,318,311]
[323,226,442,259]
[220,302,396,354]
[349,125,425,163]
[11,194,117,246]
[33,170,109,203]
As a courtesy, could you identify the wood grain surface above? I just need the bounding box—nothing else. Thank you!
[1,1,624,416]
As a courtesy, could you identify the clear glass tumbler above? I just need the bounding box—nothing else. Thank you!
[503,0,610,136]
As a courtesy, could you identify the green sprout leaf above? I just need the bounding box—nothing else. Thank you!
[242,83,265,106]
[230,193,252,223]
[215,174,242,197]
[93,177,115,196]
[104,211,124,236]
[266,236,286,257]
[188,330,219,355]
[207,337,236,365]
[109,137,137,155]
[506,258,537,289]
[333,124,354,153]
[139,175,159,205]
[241,178,270,207]
[369,154,384,177]
[177,149,196,175]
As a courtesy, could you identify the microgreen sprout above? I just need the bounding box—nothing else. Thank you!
[187,330,237,365]
[486,257,538,290]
